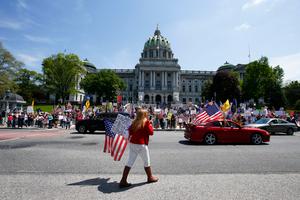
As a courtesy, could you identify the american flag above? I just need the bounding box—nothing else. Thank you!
[192,102,223,125]
[103,119,128,161]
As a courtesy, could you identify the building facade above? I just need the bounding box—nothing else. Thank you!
[113,27,216,105]
[73,27,247,105]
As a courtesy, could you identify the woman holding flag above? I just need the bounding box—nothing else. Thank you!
[119,109,159,188]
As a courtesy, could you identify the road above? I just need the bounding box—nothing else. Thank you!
[0,128,300,200]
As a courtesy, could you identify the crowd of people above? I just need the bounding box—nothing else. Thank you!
[0,109,77,129]
[0,103,299,130]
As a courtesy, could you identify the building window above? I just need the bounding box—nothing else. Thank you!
[163,51,166,57]
[189,85,192,92]
[183,98,186,103]
[189,98,192,102]
[150,50,153,58]
[168,73,171,77]
[167,81,172,90]
[145,80,150,89]
[182,85,186,92]
[157,73,160,77]
[195,85,198,92]
[146,73,149,77]
[129,85,132,91]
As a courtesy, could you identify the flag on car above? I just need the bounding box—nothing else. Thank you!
[221,99,231,112]
[192,102,223,125]
[103,118,128,161]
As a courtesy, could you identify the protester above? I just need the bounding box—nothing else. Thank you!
[119,109,158,188]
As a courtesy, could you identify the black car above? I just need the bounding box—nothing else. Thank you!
[75,112,130,133]
[245,118,298,135]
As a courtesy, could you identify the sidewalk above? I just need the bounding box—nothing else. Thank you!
[1,173,299,200]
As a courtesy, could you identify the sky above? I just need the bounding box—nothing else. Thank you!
[0,0,299,83]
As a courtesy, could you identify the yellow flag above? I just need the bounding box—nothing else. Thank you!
[85,100,90,109]
[32,99,34,107]
[221,99,230,112]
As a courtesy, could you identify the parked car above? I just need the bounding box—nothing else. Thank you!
[75,112,130,133]
[244,118,298,135]
[184,119,270,145]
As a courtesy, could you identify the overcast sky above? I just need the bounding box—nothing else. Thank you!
[0,0,299,82]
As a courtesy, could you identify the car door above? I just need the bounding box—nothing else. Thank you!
[268,119,280,133]
[277,119,290,133]
[222,121,243,143]
[215,121,236,143]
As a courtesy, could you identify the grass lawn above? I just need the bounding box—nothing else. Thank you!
[34,105,55,113]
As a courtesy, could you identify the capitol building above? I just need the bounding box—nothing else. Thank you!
[73,27,245,105]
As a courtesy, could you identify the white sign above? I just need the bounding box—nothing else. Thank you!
[111,114,132,139]
[27,106,34,113]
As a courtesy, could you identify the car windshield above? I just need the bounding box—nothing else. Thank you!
[254,118,270,124]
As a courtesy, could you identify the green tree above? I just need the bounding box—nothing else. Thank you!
[201,79,213,101]
[14,68,43,102]
[42,53,84,103]
[283,81,300,108]
[0,42,23,95]
[211,71,241,103]
[80,69,126,102]
[242,57,286,109]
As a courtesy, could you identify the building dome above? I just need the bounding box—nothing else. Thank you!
[83,59,97,73]
[141,26,174,60]
[217,61,235,72]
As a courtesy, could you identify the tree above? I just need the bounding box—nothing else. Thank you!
[283,81,300,108]
[14,68,44,102]
[80,69,126,102]
[242,57,286,109]
[201,79,213,101]
[211,71,241,103]
[0,42,23,95]
[42,53,84,103]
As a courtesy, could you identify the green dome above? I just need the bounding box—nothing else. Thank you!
[217,61,235,71]
[144,28,171,50]
[141,26,175,60]
[83,59,97,73]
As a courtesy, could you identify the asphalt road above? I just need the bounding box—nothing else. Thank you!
[0,129,300,200]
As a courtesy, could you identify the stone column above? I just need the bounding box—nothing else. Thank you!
[141,70,144,87]
[173,72,176,89]
[161,72,164,88]
[176,72,179,88]
[165,72,168,87]
[139,70,142,87]
[153,71,156,89]
[150,71,153,87]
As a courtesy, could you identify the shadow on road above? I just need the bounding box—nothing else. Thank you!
[178,140,269,146]
[67,177,147,193]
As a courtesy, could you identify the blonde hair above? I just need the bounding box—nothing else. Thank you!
[130,109,148,132]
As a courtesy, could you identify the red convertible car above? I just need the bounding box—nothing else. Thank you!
[184,119,270,145]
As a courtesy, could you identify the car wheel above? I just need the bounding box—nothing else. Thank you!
[287,128,294,135]
[204,133,217,145]
[251,133,262,145]
[78,125,87,133]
